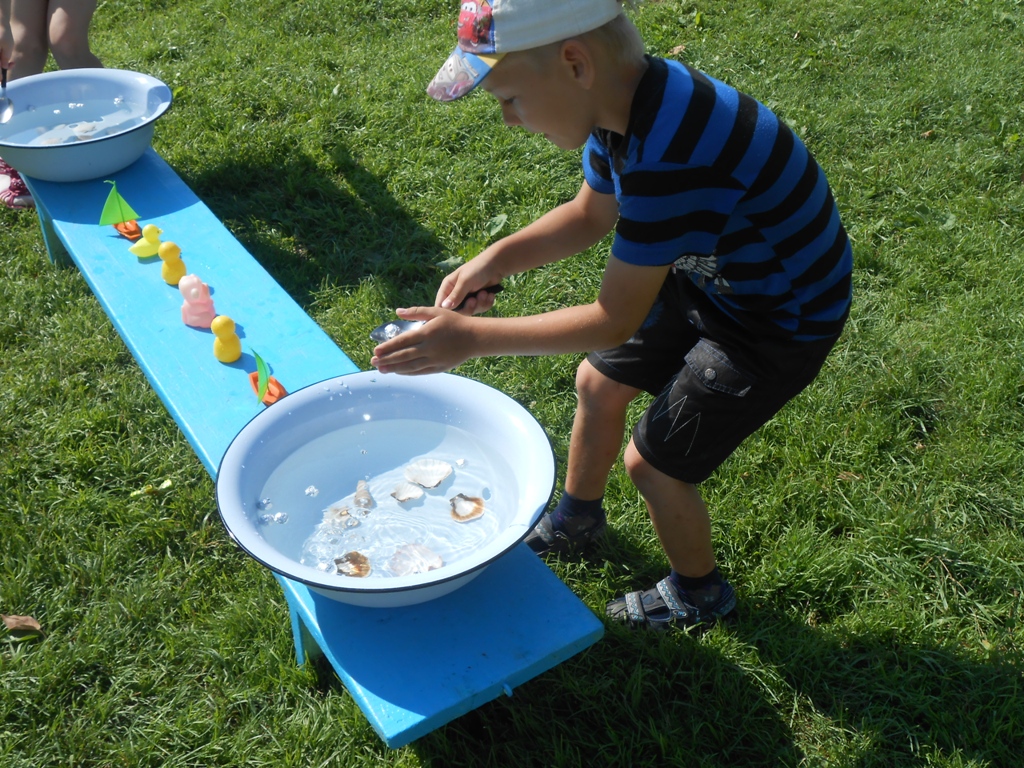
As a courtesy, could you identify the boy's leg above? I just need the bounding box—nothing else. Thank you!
[607,330,841,630]
[9,0,49,78]
[48,0,102,70]
[564,359,639,499]
[524,359,639,555]
[623,441,714,577]
[605,439,736,629]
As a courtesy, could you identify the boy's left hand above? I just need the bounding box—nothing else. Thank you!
[370,307,474,375]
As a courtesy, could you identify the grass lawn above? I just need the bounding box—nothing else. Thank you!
[2,0,1022,765]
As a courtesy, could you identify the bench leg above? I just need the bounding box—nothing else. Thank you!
[287,603,324,666]
[32,203,73,267]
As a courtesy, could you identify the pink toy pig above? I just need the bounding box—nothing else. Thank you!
[179,274,217,328]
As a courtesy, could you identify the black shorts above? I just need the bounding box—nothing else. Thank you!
[587,278,843,484]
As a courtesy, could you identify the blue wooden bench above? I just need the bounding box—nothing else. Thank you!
[22,148,604,748]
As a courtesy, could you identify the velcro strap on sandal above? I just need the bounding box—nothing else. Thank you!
[624,590,646,623]
[656,578,695,622]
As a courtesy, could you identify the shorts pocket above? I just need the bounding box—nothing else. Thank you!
[684,340,754,397]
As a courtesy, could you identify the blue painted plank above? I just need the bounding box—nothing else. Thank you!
[24,150,605,746]
[276,543,605,748]
[23,149,359,475]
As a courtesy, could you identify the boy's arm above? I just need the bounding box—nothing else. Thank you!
[371,254,670,375]
[436,181,619,311]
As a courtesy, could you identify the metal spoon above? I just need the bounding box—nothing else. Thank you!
[0,68,13,124]
[368,284,504,342]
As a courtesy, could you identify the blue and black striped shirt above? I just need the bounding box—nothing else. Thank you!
[584,56,852,342]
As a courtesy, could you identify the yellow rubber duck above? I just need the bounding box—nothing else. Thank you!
[128,223,162,258]
[211,315,242,364]
[158,241,187,286]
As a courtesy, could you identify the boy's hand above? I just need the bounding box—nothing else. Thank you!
[370,307,475,375]
[436,259,504,314]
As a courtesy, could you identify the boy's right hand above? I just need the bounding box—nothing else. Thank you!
[436,259,504,314]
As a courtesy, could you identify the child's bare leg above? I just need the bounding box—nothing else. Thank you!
[564,359,639,500]
[623,440,715,577]
[48,0,102,70]
[606,439,735,629]
[8,0,49,78]
[525,359,638,554]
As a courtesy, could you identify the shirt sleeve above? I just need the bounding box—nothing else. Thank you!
[582,134,615,195]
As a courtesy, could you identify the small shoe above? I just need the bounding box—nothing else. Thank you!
[606,576,736,631]
[0,158,34,210]
[524,510,606,557]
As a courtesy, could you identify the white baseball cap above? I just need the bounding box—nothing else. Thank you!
[427,0,624,102]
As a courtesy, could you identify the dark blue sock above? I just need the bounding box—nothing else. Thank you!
[550,492,604,529]
[669,567,723,596]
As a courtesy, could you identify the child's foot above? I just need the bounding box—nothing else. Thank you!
[524,508,606,556]
[607,575,736,630]
[0,158,34,209]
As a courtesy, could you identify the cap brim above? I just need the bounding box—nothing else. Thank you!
[427,47,504,102]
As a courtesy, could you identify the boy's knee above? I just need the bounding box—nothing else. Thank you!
[623,441,654,486]
[624,442,696,497]
[47,23,91,66]
[48,39,86,66]
[576,359,634,409]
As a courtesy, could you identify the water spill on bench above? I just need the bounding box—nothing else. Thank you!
[254,418,517,579]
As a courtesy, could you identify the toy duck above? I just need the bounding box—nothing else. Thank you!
[128,224,162,258]
[158,241,187,286]
[179,274,217,328]
[211,315,242,363]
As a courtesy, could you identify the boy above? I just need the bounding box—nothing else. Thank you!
[372,0,852,630]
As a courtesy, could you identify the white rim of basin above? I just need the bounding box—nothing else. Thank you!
[215,371,556,599]
[0,68,171,149]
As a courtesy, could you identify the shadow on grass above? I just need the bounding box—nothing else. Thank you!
[731,604,1022,767]
[182,141,446,310]
[413,619,799,767]
[409,589,1020,767]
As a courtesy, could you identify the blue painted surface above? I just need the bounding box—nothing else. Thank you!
[24,149,605,747]
[23,148,360,474]
[277,544,605,748]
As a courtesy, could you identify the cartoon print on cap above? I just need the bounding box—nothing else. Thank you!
[458,0,494,52]
[427,49,483,102]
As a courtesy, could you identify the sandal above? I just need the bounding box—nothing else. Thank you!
[524,510,606,557]
[607,576,736,630]
[0,157,34,210]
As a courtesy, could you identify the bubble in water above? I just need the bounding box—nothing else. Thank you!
[305,485,319,497]
[113,95,125,106]
[260,512,288,524]
[257,498,273,510]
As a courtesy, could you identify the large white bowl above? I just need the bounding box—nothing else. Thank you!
[216,372,556,608]
[0,68,171,182]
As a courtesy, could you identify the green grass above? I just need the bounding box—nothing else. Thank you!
[3,0,1023,765]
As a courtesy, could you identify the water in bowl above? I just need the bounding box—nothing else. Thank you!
[254,418,518,580]
[1,96,146,146]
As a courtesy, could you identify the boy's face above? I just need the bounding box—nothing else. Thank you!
[481,47,595,151]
